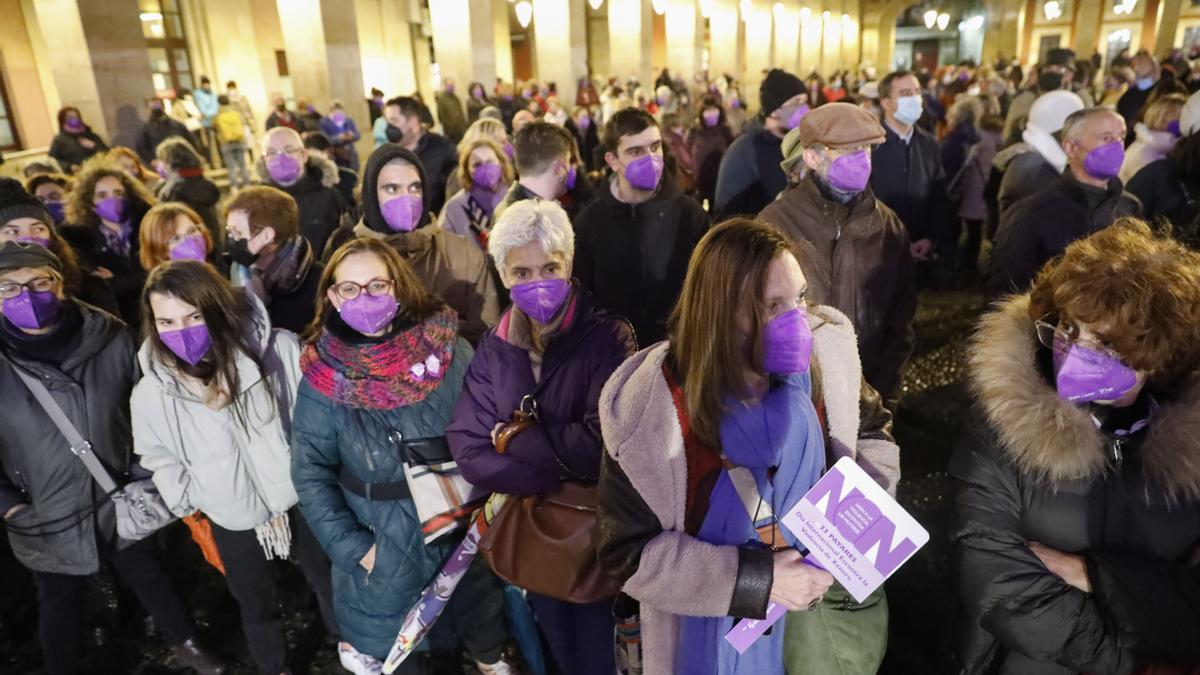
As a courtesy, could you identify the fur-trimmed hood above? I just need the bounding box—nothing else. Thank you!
[968,294,1200,501]
[255,152,340,191]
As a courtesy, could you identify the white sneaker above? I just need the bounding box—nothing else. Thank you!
[338,642,383,675]
[475,656,520,675]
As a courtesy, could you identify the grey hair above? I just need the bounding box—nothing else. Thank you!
[1061,107,1119,141]
[156,136,204,170]
[487,199,574,270]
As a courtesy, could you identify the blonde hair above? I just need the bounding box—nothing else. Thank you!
[458,118,508,155]
[458,138,514,192]
[1143,93,1186,132]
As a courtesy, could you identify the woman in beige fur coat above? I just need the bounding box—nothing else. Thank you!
[595,218,900,674]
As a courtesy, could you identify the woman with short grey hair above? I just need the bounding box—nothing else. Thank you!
[447,199,637,675]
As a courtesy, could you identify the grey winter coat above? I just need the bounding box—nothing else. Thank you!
[131,295,302,531]
[0,303,135,575]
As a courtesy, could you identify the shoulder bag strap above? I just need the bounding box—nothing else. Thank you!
[11,366,119,494]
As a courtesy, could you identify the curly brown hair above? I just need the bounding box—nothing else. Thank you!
[65,157,157,228]
[1029,218,1200,388]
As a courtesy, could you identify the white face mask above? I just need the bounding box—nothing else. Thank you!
[895,95,923,125]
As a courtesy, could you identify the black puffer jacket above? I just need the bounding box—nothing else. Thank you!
[0,302,137,575]
[60,199,153,326]
[950,295,1200,675]
[156,172,223,255]
[255,153,347,257]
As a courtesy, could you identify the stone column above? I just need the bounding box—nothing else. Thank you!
[744,2,774,114]
[429,0,498,93]
[800,2,823,74]
[709,0,743,83]
[530,0,586,106]
[773,1,802,74]
[185,0,271,128]
[26,0,156,148]
[1154,0,1183,56]
[494,0,514,85]
[1071,0,1104,57]
[608,0,653,88]
[666,0,704,84]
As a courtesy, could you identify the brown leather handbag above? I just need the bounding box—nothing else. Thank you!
[478,396,621,604]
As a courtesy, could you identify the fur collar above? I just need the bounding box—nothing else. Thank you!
[969,295,1200,501]
[254,153,340,189]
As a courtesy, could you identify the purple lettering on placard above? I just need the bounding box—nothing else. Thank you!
[804,464,917,576]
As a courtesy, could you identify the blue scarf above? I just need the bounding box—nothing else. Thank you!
[677,373,825,674]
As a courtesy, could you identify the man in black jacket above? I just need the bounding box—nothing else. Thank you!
[870,69,953,271]
[136,98,196,164]
[0,242,225,675]
[712,69,808,219]
[1116,52,1159,147]
[988,108,1139,298]
[574,109,709,345]
[256,127,347,257]
[383,96,457,214]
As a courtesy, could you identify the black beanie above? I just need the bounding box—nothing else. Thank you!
[0,178,53,230]
[360,143,432,235]
[759,69,806,116]
[0,240,61,272]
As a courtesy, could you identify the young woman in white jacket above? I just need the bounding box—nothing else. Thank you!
[131,260,338,675]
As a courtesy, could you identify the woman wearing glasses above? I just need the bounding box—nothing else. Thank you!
[131,260,338,675]
[951,218,1200,674]
[290,237,513,675]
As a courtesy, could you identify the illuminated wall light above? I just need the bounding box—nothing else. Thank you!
[699,0,714,19]
[822,10,832,22]
[773,2,785,18]
[841,12,850,26]
[965,15,984,30]
[936,12,949,30]
[799,6,811,22]
[653,0,667,14]
[740,0,753,18]
[139,11,163,20]
[589,0,603,9]
[515,0,532,28]
[1043,1,1062,20]
[924,9,937,28]
[1113,0,1137,14]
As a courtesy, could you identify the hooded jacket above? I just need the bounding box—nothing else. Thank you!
[988,171,1141,298]
[759,175,916,399]
[60,198,153,327]
[572,173,709,346]
[327,144,499,345]
[255,152,347,256]
[0,302,135,575]
[594,306,901,675]
[131,294,302,531]
[950,295,1200,674]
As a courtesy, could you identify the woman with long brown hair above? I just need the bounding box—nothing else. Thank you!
[290,237,513,675]
[131,260,337,675]
[596,218,900,674]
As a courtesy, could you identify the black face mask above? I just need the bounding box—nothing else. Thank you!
[226,238,260,267]
[276,103,286,112]
[385,124,404,143]
[1038,71,1064,92]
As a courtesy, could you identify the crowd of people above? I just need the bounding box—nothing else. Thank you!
[1,44,1200,675]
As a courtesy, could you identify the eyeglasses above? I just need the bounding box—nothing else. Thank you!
[332,278,394,300]
[0,276,57,300]
[263,146,303,160]
[1034,315,1123,363]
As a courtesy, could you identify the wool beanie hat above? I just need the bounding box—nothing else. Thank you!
[760,69,806,116]
[0,240,62,272]
[0,178,53,230]
[1026,90,1085,134]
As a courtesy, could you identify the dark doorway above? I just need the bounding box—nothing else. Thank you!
[912,39,941,71]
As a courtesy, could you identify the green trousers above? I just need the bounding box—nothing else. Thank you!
[783,584,888,675]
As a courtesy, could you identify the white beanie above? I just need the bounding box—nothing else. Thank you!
[1180,89,1200,136]
[1026,90,1085,135]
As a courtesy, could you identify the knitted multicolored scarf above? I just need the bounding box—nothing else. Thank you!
[301,307,458,409]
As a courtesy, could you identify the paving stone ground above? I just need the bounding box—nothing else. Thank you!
[0,277,987,675]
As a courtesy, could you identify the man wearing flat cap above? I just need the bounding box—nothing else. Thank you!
[713,68,810,219]
[759,102,916,404]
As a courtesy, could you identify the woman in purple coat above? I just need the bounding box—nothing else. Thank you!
[446,199,636,675]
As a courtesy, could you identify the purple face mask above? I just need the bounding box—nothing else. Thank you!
[330,111,346,125]
[45,202,65,224]
[155,163,170,180]
[17,236,51,248]
[578,115,591,131]
[1082,141,1125,180]
[624,154,664,191]
[339,292,398,335]
[702,110,721,128]
[510,279,570,324]
[3,289,61,331]
[1168,119,1182,138]
[826,150,872,192]
[471,162,502,191]
[785,104,811,130]
[564,165,578,191]
[64,118,84,132]
[267,153,304,184]
[94,196,127,223]
[503,142,515,159]
[761,307,814,375]
[381,194,424,232]
[729,98,742,110]
[169,234,208,262]
[1053,340,1138,403]
[159,324,212,366]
